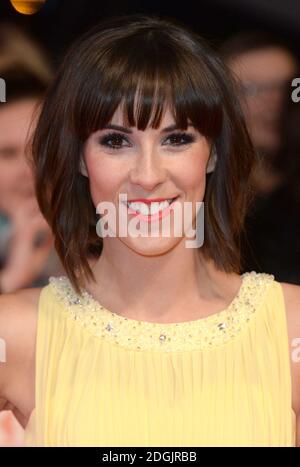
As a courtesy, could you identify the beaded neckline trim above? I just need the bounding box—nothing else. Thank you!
[48,271,274,352]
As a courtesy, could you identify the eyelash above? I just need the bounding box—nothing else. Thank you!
[98,131,196,150]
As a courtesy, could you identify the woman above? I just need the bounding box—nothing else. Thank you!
[0,15,299,447]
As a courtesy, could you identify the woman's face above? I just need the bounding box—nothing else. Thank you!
[0,99,36,215]
[82,104,211,256]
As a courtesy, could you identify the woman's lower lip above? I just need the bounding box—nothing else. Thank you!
[126,198,178,222]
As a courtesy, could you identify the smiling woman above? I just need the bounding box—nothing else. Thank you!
[82,105,209,249]
[1,14,299,447]
[31,14,255,294]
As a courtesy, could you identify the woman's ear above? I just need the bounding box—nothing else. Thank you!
[79,157,89,177]
[206,145,217,173]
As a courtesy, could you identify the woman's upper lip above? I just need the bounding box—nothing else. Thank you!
[126,197,178,204]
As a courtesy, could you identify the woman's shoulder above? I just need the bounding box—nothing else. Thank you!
[0,286,43,365]
[0,285,43,337]
[0,286,43,422]
[280,282,300,369]
[264,280,300,362]
[279,282,300,420]
[280,282,300,337]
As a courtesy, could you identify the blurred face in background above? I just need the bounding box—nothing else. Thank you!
[228,47,297,156]
[0,98,36,216]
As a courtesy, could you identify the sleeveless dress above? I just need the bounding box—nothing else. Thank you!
[24,271,296,447]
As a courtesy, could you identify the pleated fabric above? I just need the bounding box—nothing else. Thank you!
[24,272,296,447]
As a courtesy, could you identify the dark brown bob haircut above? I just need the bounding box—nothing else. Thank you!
[31,14,256,294]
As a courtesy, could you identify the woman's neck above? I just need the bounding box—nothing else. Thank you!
[85,238,242,323]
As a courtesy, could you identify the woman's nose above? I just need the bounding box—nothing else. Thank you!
[129,150,166,191]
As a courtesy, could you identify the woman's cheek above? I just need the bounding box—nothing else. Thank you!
[177,154,208,189]
[87,162,124,206]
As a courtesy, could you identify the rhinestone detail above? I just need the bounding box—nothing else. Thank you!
[48,272,274,352]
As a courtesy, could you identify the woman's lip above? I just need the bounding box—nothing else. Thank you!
[126,197,178,204]
[124,196,179,222]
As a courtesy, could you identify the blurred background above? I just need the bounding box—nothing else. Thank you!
[0,0,300,446]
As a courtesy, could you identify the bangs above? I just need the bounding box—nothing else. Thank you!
[73,33,224,141]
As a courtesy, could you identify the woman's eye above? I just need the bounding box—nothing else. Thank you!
[98,131,196,150]
[163,132,195,146]
[99,132,130,150]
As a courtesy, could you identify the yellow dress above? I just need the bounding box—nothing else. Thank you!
[24,271,296,447]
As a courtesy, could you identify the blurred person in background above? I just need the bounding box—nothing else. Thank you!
[0,23,64,293]
[222,32,297,189]
[221,32,300,283]
[0,22,64,447]
[237,95,300,285]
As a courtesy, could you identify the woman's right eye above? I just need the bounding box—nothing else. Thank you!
[98,132,131,150]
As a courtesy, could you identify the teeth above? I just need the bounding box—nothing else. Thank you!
[127,199,174,215]
[149,201,169,215]
[128,202,150,215]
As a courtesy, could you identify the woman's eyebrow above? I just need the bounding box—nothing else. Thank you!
[102,123,193,133]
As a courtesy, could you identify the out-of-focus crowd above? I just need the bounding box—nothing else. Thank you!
[0,23,300,446]
[0,23,64,447]
[222,32,300,284]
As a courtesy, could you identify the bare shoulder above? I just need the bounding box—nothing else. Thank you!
[280,282,300,338]
[0,286,42,356]
[280,282,300,443]
[0,286,43,422]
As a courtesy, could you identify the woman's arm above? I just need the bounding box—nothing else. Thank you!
[281,282,300,447]
[0,288,40,427]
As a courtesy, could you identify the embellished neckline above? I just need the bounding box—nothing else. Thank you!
[49,271,274,352]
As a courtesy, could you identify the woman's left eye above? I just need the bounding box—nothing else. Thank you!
[163,132,196,146]
[98,132,130,149]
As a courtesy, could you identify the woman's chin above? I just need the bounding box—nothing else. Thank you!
[119,235,182,256]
